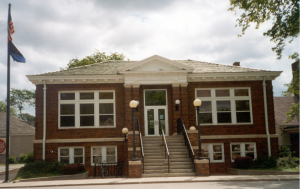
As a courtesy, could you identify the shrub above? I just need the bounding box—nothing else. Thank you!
[77,164,86,173]
[277,157,298,169]
[26,152,34,163]
[251,156,277,169]
[16,161,64,179]
[8,156,16,164]
[234,156,253,169]
[62,164,79,175]
[279,146,292,157]
[18,153,27,163]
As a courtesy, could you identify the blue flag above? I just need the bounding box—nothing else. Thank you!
[8,41,26,63]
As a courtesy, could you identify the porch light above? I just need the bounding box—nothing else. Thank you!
[129,100,137,160]
[122,127,128,143]
[175,100,180,111]
[193,99,202,159]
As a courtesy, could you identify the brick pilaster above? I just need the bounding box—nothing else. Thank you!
[124,84,132,131]
[172,83,181,135]
[132,84,141,132]
[128,160,142,178]
[194,159,210,176]
[181,83,189,128]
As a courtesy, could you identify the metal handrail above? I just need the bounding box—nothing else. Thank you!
[159,120,170,173]
[177,118,195,169]
[137,119,144,173]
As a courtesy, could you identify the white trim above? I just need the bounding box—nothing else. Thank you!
[58,90,116,129]
[33,137,124,143]
[195,87,253,125]
[202,143,224,163]
[230,142,257,162]
[58,147,85,164]
[263,77,271,157]
[43,80,46,160]
[144,89,169,136]
[91,146,117,166]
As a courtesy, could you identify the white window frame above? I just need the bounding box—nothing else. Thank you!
[58,147,85,164]
[58,90,116,129]
[195,88,253,125]
[91,146,117,166]
[202,143,225,163]
[230,142,257,162]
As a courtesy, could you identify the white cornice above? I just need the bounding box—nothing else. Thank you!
[187,71,282,82]
[26,75,124,85]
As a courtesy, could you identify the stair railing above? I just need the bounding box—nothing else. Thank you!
[137,119,144,173]
[159,120,170,174]
[177,118,195,169]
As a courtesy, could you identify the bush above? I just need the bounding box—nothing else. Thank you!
[234,156,253,169]
[279,146,292,157]
[17,152,34,163]
[62,164,79,175]
[251,156,277,169]
[277,157,298,169]
[9,156,16,164]
[16,161,64,179]
[26,152,34,163]
[77,164,86,173]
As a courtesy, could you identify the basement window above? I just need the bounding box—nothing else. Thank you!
[201,143,224,163]
[230,143,257,162]
[91,146,117,166]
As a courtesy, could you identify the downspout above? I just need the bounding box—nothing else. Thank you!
[43,80,47,160]
[263,77,271,156]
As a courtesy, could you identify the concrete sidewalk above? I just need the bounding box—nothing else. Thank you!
[0,164,24,176]
[0,175,298,188]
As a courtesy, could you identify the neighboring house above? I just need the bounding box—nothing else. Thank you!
[0,112,35,162]
[27,55,281,175]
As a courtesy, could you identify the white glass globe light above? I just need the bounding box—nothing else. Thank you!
[129,100,138,108]
[193,99,202,107]
[190,126,196,131]
[122,127,129,134]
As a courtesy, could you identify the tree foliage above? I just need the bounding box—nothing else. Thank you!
[66,50,127,69]
[282,61,299,123]
[228,0,299,59]
[9,88,35,121]
[0,101,17,116]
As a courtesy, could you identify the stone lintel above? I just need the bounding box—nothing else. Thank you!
[195,159,209,164]
[128,160,142,165]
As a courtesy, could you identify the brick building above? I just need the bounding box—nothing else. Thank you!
[27,55,282,176]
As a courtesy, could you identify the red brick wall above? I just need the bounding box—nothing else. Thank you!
[187,81,276,135]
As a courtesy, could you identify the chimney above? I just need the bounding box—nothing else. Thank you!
[233,62,240,66]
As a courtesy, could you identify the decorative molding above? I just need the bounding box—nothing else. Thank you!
[180,83,188,87]
[132,84,140,88]
[128,131,140,134]
[128,160,142,165]
[172,83,180,87]
[33,137,124,144]
[124,84,132,88]
[195,159,209,164]
[128,147,140,151]
[186,133,279,139]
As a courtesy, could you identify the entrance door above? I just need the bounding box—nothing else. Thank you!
[144,90,168,136]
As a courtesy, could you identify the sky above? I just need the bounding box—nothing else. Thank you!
[0,0,298,116]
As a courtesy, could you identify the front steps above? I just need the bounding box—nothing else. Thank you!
[142,135,196,177]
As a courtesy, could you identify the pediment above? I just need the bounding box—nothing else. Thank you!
[118,55,194,73]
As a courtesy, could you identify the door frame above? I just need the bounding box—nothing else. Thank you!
[143,89,169,136]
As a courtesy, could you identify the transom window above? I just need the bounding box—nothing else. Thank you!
[58,147,84,164]
[201,143,224,163]
[195,88,252,125]
[91,146,117,166]
[59,91,115,128]
[231,143,257,162]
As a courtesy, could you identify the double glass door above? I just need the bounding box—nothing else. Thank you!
[145,107,168,136]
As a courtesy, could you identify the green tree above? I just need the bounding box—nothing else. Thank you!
[66,50,127,69]
[228,0,299,60]
[0,101,18,116]
[20,113,35,122]
[9,88,35,121]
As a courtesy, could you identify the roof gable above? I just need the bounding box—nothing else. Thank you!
[118,55,194,73]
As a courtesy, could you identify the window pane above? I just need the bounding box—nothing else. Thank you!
[60,116,75,127]
[199,113,212,123]
[74,157,83,164]
[93,156,102,164]
[80,92,94,99]
[232,153,240,160]
[245,144,255,151]
[217,101,231,111]
[147,109,154,134]
[232,144,241,152]
[61,104,75,115]
[60,93,75,100]
[197,90,211,97]
[107,156,115,163]
[106,147,115,155]
[217,112,231,123]
[99,103,114,114]
[216,89,230,97]
[200,101,212,112]
[236,112,251,123]
[99,92,113,99]
[93,148,102,156]
[80,104,94,114]
[99,115,114,126]
[145,90,166,106]
[60,149,69,156]
[60,157,69,164]
[234,89,249,96]
[213,153,222,160]
[213,145,222,152]
[201,145,208,153]
[74,148,83,155]
[80,116,94,126]
[236,100,250,111]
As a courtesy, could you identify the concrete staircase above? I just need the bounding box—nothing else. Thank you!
[142,135,196,177]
